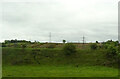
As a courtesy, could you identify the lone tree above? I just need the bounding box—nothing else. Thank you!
[63,43,76,56]
[63,40,66,43]
[96,41,99,43]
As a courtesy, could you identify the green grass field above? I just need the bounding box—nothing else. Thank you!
[3,65,118,77]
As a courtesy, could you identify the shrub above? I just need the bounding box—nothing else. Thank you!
[106,45,117,60]
[114,41,119,46]
[2,43,6,47]
[101,44,108,49]
[63,43,76,56]
[90,43,98,50]
[21,44,27,49]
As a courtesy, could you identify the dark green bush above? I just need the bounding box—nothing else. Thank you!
[90,43,98,50]
[2,43,6,47]
[63,43,76,56]
[101,44,109,49]
[106,45,117,60]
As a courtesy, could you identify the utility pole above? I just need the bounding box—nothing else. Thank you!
[82,36,85,48]
[49,32,51,43]
[82,36,85,44]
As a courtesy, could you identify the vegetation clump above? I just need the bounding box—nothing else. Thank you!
[2,39,120,67]
[90,43,98,50]
[63,43,76,56]
[106,45,117,60]
[2,43,6,47]
[22,44,27,49]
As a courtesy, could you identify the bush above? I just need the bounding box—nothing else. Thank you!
[106,45,117,60]
[2,43,6,47]
[21,44,27,49]
[101,44,109,49]
[63,43,76,56]
[90,43,98,50]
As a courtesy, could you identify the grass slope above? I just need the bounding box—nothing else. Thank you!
[2,47,109,66]
[2,47,118,77]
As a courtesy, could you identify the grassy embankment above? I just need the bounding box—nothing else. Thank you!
[2,47,118,77]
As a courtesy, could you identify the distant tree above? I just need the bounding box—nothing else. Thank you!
[63,40,66,43]
[96,41,99,43]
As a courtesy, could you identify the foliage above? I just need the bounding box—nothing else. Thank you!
[106,45,117,60]
[22,44,27,49]
[101,44,108,49]
[96,41,99,43]
[13,43,21,48]
[2,39,119,67]
[5,39,31,44]
[2,47,117,67]
[2,43,6,47]
[63,40,66,43]
[63,43,76,56]
[90,43,98,50]
[102,40,119,47]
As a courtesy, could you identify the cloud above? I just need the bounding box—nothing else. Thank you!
[0,0,119,42]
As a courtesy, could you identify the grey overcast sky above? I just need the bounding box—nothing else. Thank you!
[0,0,119,42]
